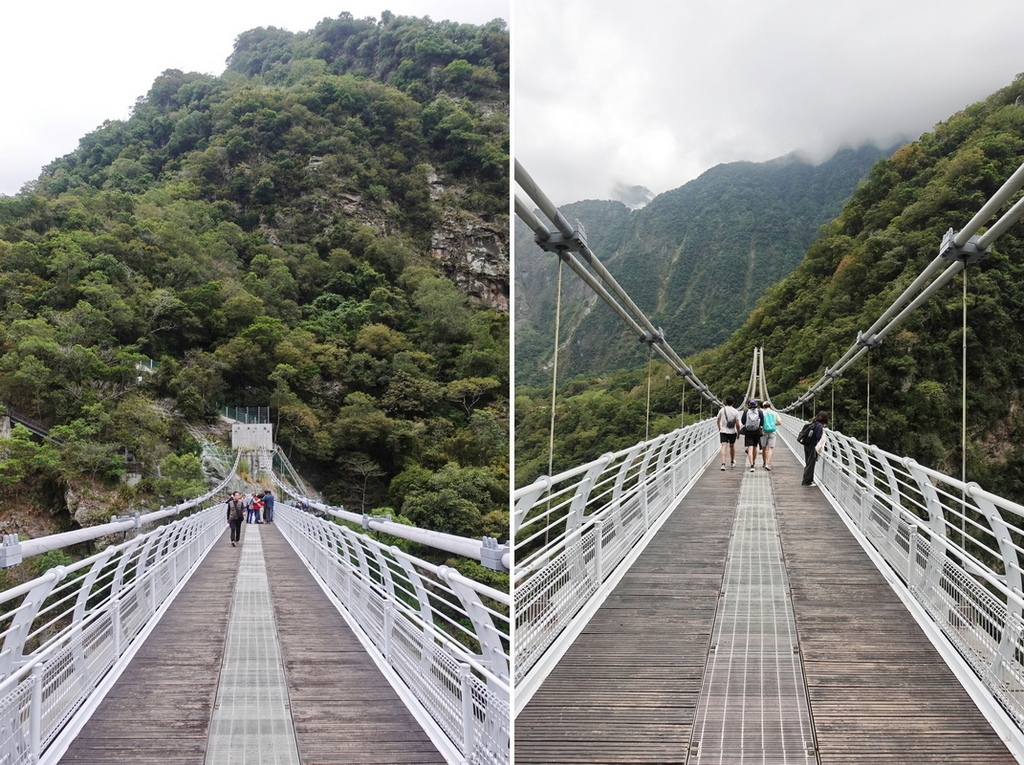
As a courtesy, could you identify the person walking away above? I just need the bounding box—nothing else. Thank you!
[740,400,762,472]
[716,396,742,469]
[226,492,245,547]
[263,490,275,523]
[760,401,777,470]
[801,411,829,486]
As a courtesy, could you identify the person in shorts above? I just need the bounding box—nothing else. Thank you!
[741,400,763,471]
[760,401,777,470]
[716,396,741,470]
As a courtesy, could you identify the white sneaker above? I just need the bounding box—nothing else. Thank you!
[721,463,726,470]
[748,466,755,473]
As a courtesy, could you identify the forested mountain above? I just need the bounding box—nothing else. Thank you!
[517,73,1024,508]
[0,12,509,545]
[695,73,1024,501]
[515,145,894,385]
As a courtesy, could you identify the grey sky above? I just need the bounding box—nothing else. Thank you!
[0,1,508,196]
[515,0,1024,206]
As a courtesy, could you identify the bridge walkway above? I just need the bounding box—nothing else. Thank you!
[515,443,1016,764]
[57,521,445,765]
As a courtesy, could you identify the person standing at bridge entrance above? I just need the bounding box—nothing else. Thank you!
[801,411,829,487]
[226,491,245,547]
[263,489,275,523]
[716,396,742,470]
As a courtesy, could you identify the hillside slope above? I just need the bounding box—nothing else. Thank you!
[0,12,509,541]
[515,145,893,384]
[694,73,1024,500]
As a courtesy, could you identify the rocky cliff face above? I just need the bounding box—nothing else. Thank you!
[432,211,509,312]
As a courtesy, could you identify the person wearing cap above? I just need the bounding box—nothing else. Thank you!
[760,401,777,470]
[740,399,763,472]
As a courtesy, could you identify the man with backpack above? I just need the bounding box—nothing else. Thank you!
[798,411,829,486]
[740,400,763,472]
[226,491,245,547]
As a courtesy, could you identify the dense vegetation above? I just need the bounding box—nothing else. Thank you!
[515,145,892,385]
[517,74,1024,507]
[0,12,509,543]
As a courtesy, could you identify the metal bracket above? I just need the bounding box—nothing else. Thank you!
[939,228,991,264]
[535,228,588,254]
[0,534,22,568]
[641,328,665,345]
[480,537,510,572]
[856,330,882,349]
[825,368,843,379]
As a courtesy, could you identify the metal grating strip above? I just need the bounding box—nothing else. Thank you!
[205,525,302,765]
[689,469,817,764]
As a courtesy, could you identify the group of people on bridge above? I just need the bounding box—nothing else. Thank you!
[716,396,828,486]
[224,489,276,547]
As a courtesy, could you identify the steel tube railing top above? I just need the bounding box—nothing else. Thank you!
[272,477,510,570]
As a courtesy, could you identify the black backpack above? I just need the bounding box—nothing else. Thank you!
[797,421,814,445]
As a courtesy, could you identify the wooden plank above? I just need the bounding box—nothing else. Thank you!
[770,445,1017,764]
[260,525,446,765]
[515,462,743,764]
[59,523,242,764]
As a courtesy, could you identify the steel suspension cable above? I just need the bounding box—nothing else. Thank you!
[780,159,1024,413]
[516,161,723,409]
[548,259,565,481]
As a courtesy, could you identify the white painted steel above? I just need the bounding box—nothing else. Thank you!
[274,504,510,765]
[512,418,719,712]
[0,504,225,764]
[778,412,1024,757]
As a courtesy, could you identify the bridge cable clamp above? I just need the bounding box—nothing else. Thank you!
[939,228,991,264]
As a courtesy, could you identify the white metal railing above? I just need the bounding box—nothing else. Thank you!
[512,418,719,712]
[0,504,224,764]
[777,412,1024,750]
[275,504,510,765]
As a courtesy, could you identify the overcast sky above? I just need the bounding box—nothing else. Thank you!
[515,0,1024,206]
[0,1,508,196]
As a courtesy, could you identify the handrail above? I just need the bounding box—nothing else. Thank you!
[513,418,719,713]
[275,503,510,764]
[778,411,1024,746]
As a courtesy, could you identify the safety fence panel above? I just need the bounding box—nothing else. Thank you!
[0,505,224,764]
[778,412,1024,736]
[275,504,510,765]
[513,418,719,709]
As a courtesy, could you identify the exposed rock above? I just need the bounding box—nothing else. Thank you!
[431,212,509,312]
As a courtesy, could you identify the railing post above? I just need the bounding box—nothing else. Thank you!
[460,662,475,758]
[29,662,43,760]
[907,526,918,590]
[112,595,122,658]
[384,604,394,661]
[594,519,604,584]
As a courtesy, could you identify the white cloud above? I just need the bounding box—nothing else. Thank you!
[515,0,1024,205]
[0,0,508,196]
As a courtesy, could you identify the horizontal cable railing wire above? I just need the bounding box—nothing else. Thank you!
[776,412,1024,753]
[274,503,510,765]
[512,418,719,714]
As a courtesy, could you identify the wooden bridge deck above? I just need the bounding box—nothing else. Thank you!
[58,522,444,765]
[515,444,1017,764]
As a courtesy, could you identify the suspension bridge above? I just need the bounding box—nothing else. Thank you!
[513,159,1024,763]
[0,428,510,764]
